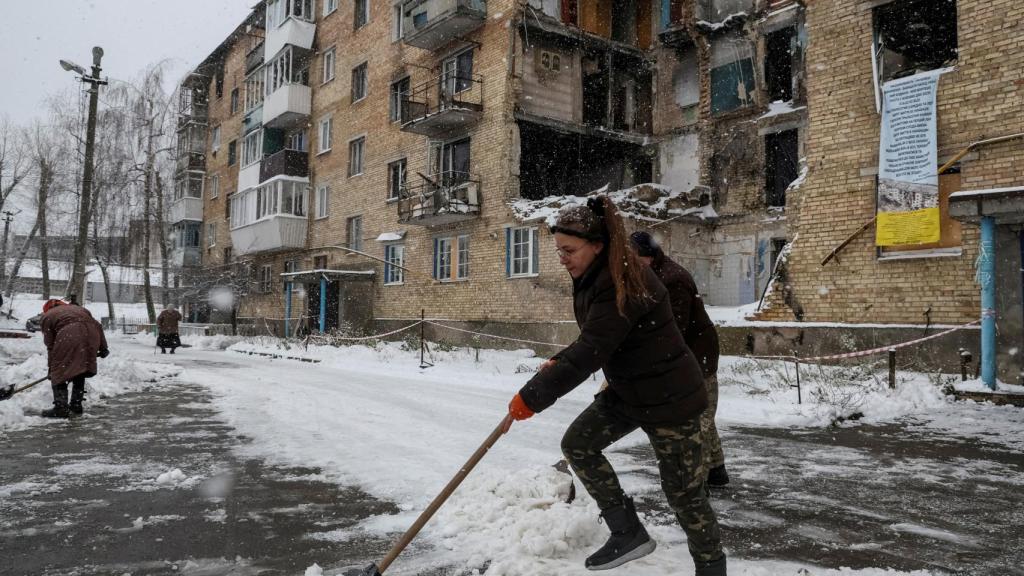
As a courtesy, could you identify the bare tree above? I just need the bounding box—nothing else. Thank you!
[0,116,28,216]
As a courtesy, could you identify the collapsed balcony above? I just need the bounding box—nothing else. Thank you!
[401,72,484,137]
[397,172,481,226]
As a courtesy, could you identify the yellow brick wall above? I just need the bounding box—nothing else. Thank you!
[758,0,1023,324]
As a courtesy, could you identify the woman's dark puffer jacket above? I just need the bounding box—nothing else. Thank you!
[518,258,708,426]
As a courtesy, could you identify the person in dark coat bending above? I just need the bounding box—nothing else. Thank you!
[506,197,727,575]
[40,299,109,418]
[157,304,183,354]
[631,231,728,487]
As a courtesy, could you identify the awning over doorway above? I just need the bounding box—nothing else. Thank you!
[279,269,376,283]
[949,186,1024,225]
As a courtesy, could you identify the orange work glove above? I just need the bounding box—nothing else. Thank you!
[508,393,535,421]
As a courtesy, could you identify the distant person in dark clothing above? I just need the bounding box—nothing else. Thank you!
[631,231,728,487]
[157,304,183,354]
[40,299,109,418]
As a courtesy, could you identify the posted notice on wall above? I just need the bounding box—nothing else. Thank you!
[875,69,944,246]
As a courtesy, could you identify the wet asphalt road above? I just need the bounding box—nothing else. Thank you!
[2,352,1022,575]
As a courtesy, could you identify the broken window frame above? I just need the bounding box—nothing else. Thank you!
[872,0,958,84]
[709,36,756,115]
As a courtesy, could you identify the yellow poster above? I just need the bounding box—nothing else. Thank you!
[876,207,940,246]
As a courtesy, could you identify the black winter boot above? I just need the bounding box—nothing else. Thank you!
[585,498,656,571]
[41,383,70,419]
[69,379,86,416]
[707,464,730,487]
[695,553,727,576]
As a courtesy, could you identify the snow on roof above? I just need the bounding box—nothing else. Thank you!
[375,231,406,242]
[509,183,712,227]
[949,186,1024,200]
[6,259,169,285]
[696,12,748,31]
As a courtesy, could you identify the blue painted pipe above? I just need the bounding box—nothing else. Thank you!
[980,216,997,389]
[661,0,671,31]
[319,276,327,334]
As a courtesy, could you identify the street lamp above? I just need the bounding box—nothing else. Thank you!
[60,46,107,304]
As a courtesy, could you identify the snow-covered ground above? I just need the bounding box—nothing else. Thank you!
[3,326,1020,575]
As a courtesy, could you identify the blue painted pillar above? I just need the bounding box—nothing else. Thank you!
[284,282,292,337]
[661,0,671,31]
[319,276,327,333]
[980,216,997,389]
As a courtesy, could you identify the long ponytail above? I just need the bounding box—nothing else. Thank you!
[593,196,648,316]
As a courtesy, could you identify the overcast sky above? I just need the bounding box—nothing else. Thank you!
[0,0,256,122]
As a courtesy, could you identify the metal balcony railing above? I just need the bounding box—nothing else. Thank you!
[401,72,483,137]
[397,171,481,226]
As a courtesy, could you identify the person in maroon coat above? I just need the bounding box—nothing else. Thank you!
[39,299,109,418]
[630,231,729,487]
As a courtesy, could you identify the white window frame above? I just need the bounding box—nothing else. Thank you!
[349,136,365,176]
[384,244,405,285]
[346,215,363,251]
[259,264,273,294]
[316,184,330,219]
[355,0,370,29]
[242,129,263,167]
[456,234,470,280]
[324,0,338,16]
[510,226,539,277]
[318,116,332,154]
[387,158,406,201]
[209,174,220,199]
[211,125,221,152]
[435,237,453,281]
[389,76,410,123]
[351,62,368,103]
[392,4,404,41]
[207,222,217,248]
[322,47,336,84]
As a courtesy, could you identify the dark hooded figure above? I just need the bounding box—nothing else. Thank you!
[631,231,728,487]
[506,196,727,576]
[156,304,183,354]
[40,299,109,418]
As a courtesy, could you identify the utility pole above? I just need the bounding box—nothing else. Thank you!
[61,47,107,304]
[0,210,13,290]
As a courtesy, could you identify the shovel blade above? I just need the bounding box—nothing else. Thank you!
[0,385,14,401]
[341,563,381,576]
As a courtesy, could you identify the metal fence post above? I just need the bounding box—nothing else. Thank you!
[888,349,897,389]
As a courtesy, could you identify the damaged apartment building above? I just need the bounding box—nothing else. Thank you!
[517,0,808,306]
[176,0,806,338]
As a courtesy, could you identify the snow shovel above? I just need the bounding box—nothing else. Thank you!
[0,376,49,401]
[344,414,513,576]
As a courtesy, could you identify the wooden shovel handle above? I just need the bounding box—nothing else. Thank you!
[377,414,513,574]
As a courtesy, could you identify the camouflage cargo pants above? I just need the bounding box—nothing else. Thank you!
[560,395,724,563]
[701,374,725,470]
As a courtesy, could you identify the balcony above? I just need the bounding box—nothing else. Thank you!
[170,246,201,268]
[246,41,265,74]
[401,73,483,137]
[170,196,203,224]
[264,84,311,129]
[230,215,307,256]
[402,0,487,51]
[398,172,481,226]
[243,104,263,135]
[265,16,315,60]
[260,149,308,183]
[239,161,261,192]
[176,151,205,173]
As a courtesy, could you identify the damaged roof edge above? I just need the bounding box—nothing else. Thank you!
[188,8,265,80]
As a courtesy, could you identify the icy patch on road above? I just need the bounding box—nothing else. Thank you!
[890,522,983,548]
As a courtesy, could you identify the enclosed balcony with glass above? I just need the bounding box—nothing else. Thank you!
[262,45,312,129]
[229,177,309,255]
[401,0,487,51]
[170,221,202,268]
[171,173,204,223]
[264,0,315,58]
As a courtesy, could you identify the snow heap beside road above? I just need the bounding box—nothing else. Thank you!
[0,338,180,431]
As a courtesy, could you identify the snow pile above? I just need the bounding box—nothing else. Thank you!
[510,183,714,227]
[0,343,180,431]
[133,331,245,351]
[759,100,807,120]
[155,468,187,485]
[303,564,323,576]
[0,293,153,327]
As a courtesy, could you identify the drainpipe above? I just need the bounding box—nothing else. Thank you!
[661,0,671,31]
[284,281,292,337]
[980,215,997,389]
[319,275,327,334]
